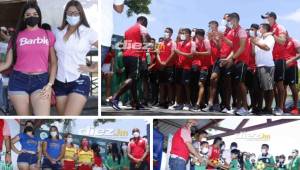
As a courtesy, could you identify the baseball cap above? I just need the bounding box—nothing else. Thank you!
[261,12,277,19]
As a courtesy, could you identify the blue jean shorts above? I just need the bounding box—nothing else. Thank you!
[42,157,62,169]
[53,75,90,98]
[169,157,187,170]
[17,152,38,165]
[8,70,49,95]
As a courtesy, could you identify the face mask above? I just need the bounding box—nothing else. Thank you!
[218,26,226,33]
[228,22,233,29]
[221,145,225,150]
[66,15,80,26]
[133,132,140,138]
[201,138,207,142]
[122,145,128,151]
[82,141,89,147]
[257,31,262,37]
[24,126,34,134]
[201,147,209,154]
[50,131,57,137]
[261,149,267,154]
[249,30,255,37]
[221,19,228,26]
[231,146,237,150]
[264,19,269,24]
[67,137,73,144]
[292,152,298,157]
[191,31,196,37]
[279,159,284,162]
[250,156,256,161]
[164,32,170,39]
[180,34,186,41]
[25,17,40,27]
[208,28,212,33]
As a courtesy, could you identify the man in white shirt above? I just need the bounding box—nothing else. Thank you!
[250,23,275,114]
[100,0,124,64]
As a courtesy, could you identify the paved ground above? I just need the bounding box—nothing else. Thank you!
[101,105,294,116]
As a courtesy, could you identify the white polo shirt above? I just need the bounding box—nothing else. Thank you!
[54,25,98,82]
[100,0,124,47]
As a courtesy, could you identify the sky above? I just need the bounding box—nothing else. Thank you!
[113,0,300,40]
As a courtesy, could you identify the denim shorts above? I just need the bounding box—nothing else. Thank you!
[53,75,90,98]
[17,152,38,165]
[8,70,49,95]
[169,157,187,170]
[42,157,62,169]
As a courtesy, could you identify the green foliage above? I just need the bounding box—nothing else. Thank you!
[124,0,151,17]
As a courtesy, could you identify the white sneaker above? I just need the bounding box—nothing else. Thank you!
[221,107,230,113]
[118,101,123,107]
[236,107,250,116]
[273,108,284,116]
[226,107,237,114]
[183,104,191,111]
[168,103,177,110]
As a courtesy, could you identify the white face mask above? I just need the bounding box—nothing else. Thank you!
[250,156,256,161]
[66,15,80,26]
[133,132,140,138]
[180,34,186,41]
[292,152,298,157]
[228,22,234,29]
[231,146,237,150]
[201,138,207,142]
[67,137,73,144]
[201,147,209,154]
[221,145,225,150]
[279,158,284,162]
[221,19,228,26]
[50,131,57,137]
[264,19,269,24]
[261,149,267,154]
[218,26,226,33]
[257,31,262,38]
[191,31,196,37]
[122,145,128,151]
[164,32,170,39]
[249,30,255,37]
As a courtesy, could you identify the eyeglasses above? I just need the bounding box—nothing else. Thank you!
[66,11,80,16]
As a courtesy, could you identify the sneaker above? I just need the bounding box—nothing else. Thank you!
[174,104,184,110]
[202,105,214,112]
[190,105,201,112]
[221,107,230,113]
[168,103,177,110]
[273,108,284,116]
[236,107,250,116]
[290,107,299,115]
[183,104,192,111]
[226,107,237,114]
[110,99,121,111]
[212,104,221,112]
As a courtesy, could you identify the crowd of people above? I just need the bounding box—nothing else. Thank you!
[103,11,300,116]
[156,119,300,170]
[0,0,98,115]
[0,120,149,170]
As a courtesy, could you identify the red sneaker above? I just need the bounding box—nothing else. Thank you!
[290,107,299,115]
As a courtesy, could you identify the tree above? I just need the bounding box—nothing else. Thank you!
[124,0,151,17]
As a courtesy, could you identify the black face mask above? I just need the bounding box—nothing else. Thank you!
[25,17,40,27]
[24,126,34,134]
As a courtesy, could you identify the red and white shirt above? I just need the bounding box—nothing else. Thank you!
[285,38,300,67]
[271,23,287,60]
[232,25,249,65]
[177,40,196,70]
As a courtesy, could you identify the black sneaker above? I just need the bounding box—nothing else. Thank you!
[190,105,201,112]
[110,99,121,111]
[174,104,184,110]
[202,105,214,112]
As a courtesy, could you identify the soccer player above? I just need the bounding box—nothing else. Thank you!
[261,12,287,115]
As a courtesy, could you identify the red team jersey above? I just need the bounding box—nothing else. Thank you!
[271,23,287,61]
[232,25,249,65]
[177,40,195,70]
[193,38,212,70]
[220,29,234,58]
[285,38,300,67]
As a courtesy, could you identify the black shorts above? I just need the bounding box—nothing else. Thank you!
[245,70,258,90]
[175,68,183,84]
[274,59,286,82]
[284,65,298,85]
[182,69,191,85]
[212,58,232,77]
[232,61,248,82]
[159,67,175,84]
[199,69,209,82]
[190,65,200,84]
[140,60,149,78]
[123,57,140,80]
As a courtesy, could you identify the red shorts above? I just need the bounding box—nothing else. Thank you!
[63,160,76,170]
[78,165,92,170]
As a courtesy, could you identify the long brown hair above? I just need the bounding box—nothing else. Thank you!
[59,0,90,38]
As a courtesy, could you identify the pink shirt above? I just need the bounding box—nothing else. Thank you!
[9,28,55,73]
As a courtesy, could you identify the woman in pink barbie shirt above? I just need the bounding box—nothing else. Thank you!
[0,2,57,115]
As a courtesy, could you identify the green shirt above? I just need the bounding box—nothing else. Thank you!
[258,154,275,170]
[104,154,121,170]
[245,159,253,170]
[120,155,130,168]
[291,157,300,170]
[230,159,240,170]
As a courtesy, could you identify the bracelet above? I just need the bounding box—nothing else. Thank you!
[47,82,53,87]
[6,151,11,154]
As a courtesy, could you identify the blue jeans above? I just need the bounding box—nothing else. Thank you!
[169,157,186,170]
[101,45,110,64]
